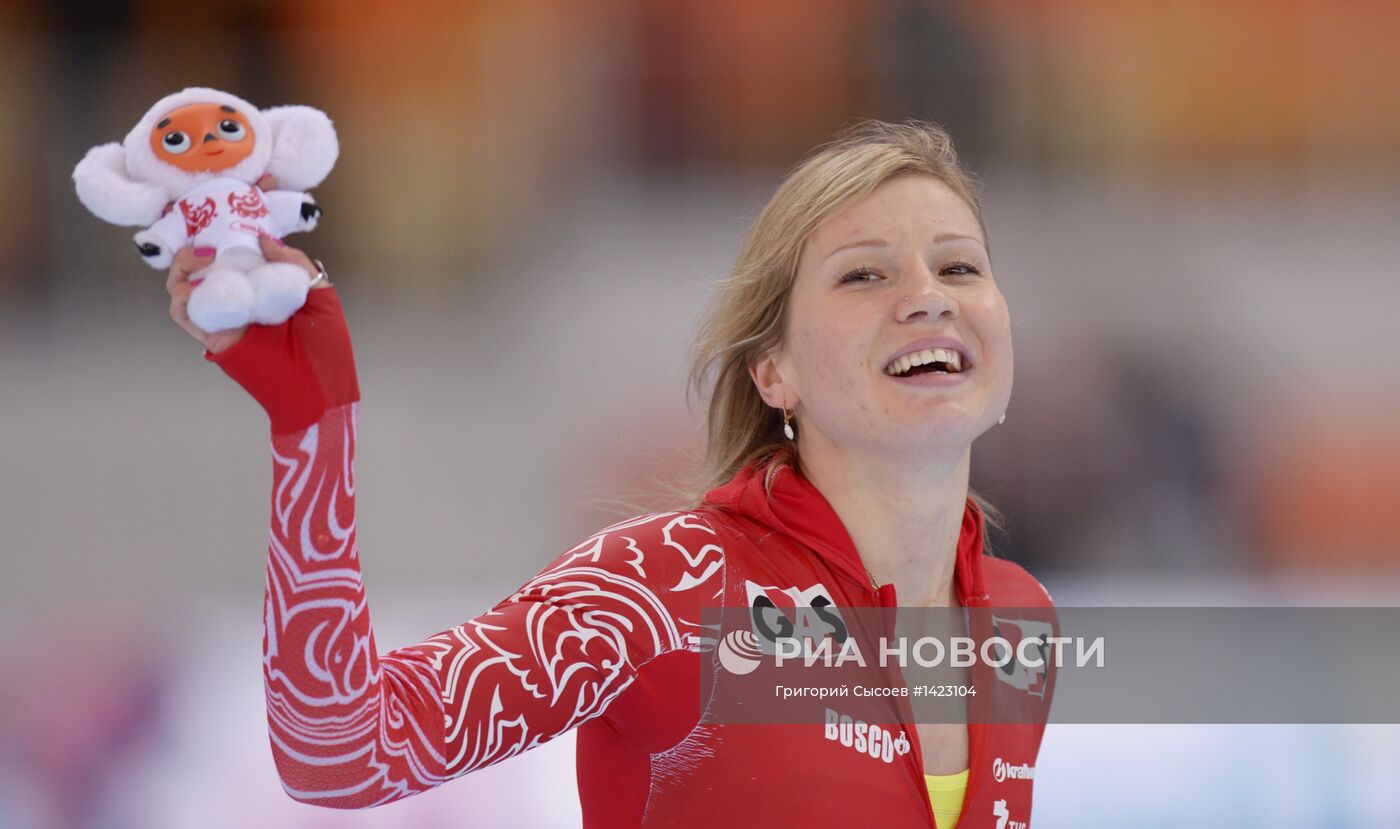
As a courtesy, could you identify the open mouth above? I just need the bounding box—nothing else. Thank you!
[884,347,968,378]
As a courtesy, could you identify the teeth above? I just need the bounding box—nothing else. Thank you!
[886,347,964,376]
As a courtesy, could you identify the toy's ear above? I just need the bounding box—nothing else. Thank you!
[73,142,172,227]
[262,106,339,191]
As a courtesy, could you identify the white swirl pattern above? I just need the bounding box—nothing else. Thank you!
[261,403,727,807]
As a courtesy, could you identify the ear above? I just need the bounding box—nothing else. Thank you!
[262,105,339,191]
[748,347,796,411]
[72,142,172,227]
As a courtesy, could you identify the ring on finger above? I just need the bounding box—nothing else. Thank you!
[310,258,331,287]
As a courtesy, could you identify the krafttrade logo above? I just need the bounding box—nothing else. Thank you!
[718,581,849,675]
[992,756,1035,783]
[990,615,1053,698]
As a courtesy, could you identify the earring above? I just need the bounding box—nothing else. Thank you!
[782,407,795,440]
[997,412,1006,425]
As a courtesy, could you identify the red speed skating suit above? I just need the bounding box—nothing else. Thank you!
[207,287,1055,827]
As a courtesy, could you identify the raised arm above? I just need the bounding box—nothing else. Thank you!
[174,246,726,808]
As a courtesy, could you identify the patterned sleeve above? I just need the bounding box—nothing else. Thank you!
[209,290,725,808]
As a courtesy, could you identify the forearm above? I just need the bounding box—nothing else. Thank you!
[262,402,447,807]
[206,289,446,805]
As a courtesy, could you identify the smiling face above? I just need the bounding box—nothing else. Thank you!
[148,103,255,173]
[755,173,1013,458]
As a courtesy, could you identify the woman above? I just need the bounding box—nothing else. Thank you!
[166,120,1053,828]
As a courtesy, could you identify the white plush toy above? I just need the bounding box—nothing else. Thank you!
[73,87,338,332]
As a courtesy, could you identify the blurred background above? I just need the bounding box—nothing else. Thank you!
[2,0,1399,826]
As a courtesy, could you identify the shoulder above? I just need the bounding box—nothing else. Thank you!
[537,511,726,595]
[982,555,1055,608]
[591,510,723,543]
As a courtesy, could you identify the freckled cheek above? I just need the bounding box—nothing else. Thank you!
[792,327,830,376]
[969,297,1013,371]
[791,329,867,415]
[812,338,864,392]
[987,335,1014,399]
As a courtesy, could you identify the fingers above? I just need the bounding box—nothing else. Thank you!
[167,246,214,294]
[168,273,209,345]
[165,246,215,347]
[168,281,194,325]
[164,238,325,352]
[258,234,318,279]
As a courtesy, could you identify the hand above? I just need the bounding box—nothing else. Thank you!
[257,173,279,190]
[167,237,327,354]
[167,246,244,353]
[256,233,329,291]
[202,239,358,435]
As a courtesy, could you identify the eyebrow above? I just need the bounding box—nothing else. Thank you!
[220,105,235,113]
[157,118,171,128]
[822,233,983,262]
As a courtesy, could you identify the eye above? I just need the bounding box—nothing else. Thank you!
[217,119,247,140]
[839,267,883,284]
[162,131,192,154]
[940,260,983,277]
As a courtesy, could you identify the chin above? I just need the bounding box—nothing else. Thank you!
[876,416,987,454]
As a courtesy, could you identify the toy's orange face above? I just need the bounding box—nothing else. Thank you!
[149,103,255,173]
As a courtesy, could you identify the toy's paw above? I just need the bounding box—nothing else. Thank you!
[132,230,172,269]
[248,262,312,324]
[298,199,323,231]
[188,268,255,333]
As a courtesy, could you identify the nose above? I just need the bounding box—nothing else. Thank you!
[895,264,958,323]
[203,132,218,143]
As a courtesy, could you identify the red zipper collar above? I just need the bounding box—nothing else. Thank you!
[704,459,995,826]
[702,459,991,603]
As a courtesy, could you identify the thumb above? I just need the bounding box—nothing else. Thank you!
[258,233,289,261]
[257,232,322,285]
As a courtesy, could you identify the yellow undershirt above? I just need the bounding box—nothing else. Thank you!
[924,768,969,829]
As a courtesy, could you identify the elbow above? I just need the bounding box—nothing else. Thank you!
[273,763,393,810]
[268,735,432,809]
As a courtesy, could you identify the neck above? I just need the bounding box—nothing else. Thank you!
[797,434,970,608]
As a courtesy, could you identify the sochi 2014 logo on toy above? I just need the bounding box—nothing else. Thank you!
[716,582,849,675]
[989,615,1053,698]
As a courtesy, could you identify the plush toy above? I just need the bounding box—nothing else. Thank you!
[72,87,338,332]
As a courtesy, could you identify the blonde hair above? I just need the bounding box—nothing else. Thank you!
[684,119,1005,538]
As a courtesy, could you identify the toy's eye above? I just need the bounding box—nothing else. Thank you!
[218,119,247,141]
[162,131,192,154]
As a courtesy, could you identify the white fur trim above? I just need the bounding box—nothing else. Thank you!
[188,267,255,333]
[249,261,312,324]
[72,142,172,227]
[122,87,273,197]
[262,106,339,191]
